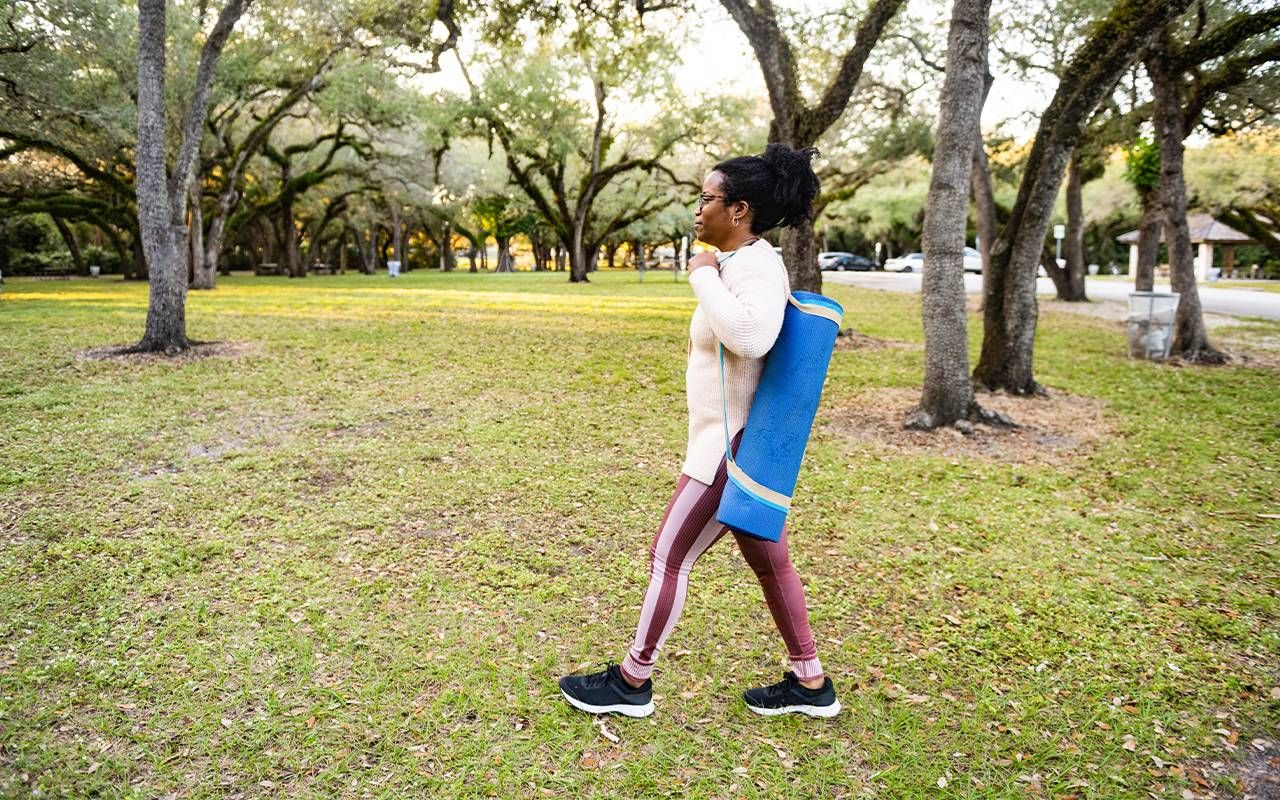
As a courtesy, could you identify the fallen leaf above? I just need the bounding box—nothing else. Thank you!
[596,721,620,744]
[937,776,947,788]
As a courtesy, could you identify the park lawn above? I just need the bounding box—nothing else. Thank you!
[1210,281,1280,294]
[1,270,1277,800]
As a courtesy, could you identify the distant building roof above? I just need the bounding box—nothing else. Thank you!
[1117,213,1255,245]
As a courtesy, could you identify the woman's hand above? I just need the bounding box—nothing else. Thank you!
[688,252,719,274]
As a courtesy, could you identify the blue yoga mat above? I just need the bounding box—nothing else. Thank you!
[716,291,843,542]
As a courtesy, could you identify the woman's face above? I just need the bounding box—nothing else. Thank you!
[694,171,744,249]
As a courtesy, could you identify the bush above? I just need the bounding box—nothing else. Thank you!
[0,216,56,274]
[8,250,65,275]
[82,244,124,274]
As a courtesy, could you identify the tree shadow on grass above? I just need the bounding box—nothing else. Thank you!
[77,341,257,364]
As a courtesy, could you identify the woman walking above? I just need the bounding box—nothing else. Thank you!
[558,144,839,719]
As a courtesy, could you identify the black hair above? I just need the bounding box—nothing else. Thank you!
[713,144,820,235]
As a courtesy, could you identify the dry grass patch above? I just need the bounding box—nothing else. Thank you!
[834,328,919,351]
[825,386,1113,464]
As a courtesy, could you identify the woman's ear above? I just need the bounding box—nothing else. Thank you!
[733,201,751,225]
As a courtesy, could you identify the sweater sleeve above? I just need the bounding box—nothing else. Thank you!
[687,251,788,359]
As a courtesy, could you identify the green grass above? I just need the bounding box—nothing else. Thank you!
[1,271,1277,799]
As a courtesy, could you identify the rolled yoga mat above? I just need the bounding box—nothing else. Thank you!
[716,291,843,542]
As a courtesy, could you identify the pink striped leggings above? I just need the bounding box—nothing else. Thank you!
[620,440,824,684]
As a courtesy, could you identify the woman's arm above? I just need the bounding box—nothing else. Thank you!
[688,253,788,359]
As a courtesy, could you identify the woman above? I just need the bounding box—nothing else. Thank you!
[558,144,839,719]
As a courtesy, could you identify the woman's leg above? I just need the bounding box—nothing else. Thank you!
[620,471,732,684]
[733,526,824,682]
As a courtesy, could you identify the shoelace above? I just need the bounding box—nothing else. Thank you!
[762,672,801,699]
[583,663,619,689]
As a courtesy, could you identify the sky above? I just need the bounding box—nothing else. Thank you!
[668,0,1059,138]
[419,0,1063,141]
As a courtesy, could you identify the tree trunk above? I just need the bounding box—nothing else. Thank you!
[440,222,455,270]
[569,218,591,282]
[970,125,996,280]
[51,216,87,276]
[972,0,1192,394]
[1146,30,1227,364]
[605,242,618,270]
[188,187,206,287]
[906,0,991,431]
[134,0,189,352]
[495,236,515,272]
[1042,247,1071,297]
[391,204,402,268]
[1134,189,1162,291]
[440,223,456,271]
[362,225,377,274]
[779,226,818,294]
[1061,153,1088,301]
[133,0,249,352]
[530,236,546,272]
[281,165,303,279]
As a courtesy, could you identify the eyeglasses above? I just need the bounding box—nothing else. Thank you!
[696,193,726,211]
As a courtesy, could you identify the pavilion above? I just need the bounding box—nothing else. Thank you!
[1116,212,1254,281]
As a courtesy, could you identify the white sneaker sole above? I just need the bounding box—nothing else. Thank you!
[746,699,842,718]
[561,690,655,718]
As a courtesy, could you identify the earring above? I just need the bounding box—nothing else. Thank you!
[732,217,740,228]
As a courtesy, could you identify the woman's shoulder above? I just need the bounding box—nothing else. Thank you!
[729,241,785,272]
[725,241,788,287]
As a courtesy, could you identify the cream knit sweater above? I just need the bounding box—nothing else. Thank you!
[681,238,790,483]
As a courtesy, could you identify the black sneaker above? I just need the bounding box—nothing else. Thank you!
[743,671,841,718]
[559,664,655,718]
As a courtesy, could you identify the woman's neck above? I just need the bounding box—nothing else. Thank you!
[720,234,759,253]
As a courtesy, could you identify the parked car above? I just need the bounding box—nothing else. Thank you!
[963,246,983,273]
[819,251,875,271]
[883,249,983,273]
[885,252,925,272]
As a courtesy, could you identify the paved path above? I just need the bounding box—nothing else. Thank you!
[823,272,1280,320]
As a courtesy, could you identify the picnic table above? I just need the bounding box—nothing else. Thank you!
[254,262,285,276]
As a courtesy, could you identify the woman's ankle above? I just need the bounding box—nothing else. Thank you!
[619,666,647,688]
[798,676,825,690]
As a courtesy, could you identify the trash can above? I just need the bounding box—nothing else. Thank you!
[387,259,401,278]
[1127,291,1180,360]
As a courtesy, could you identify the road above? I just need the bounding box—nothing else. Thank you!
[823,271,1280,320]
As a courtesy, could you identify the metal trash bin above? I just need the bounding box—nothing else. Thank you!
[1127,291,1180,360]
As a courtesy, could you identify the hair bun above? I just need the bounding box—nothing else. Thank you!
[761,143,819,176]
[712,145,821,234]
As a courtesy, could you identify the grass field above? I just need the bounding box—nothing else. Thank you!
[1,270,1277,799]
